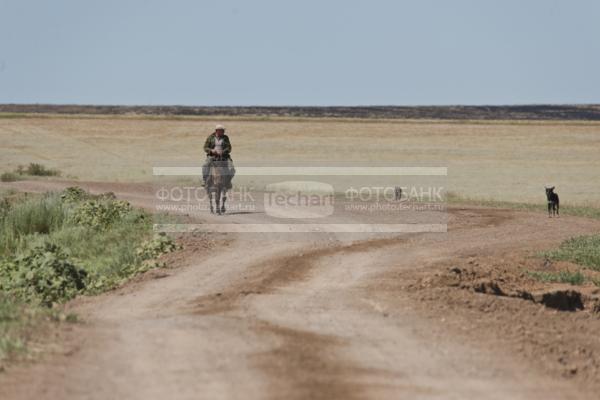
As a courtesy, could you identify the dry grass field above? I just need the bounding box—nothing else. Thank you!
[1,114,599,205]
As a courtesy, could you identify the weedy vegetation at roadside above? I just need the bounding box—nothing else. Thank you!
[0,187,179,363]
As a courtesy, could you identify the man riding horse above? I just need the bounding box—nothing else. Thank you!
[202,124,235,189]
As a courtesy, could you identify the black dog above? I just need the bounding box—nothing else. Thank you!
[545,186,559,217]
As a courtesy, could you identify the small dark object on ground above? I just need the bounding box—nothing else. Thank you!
[394,186,402,201]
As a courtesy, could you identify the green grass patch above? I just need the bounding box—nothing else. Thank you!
[531,234,600,287]
[543,235,600,271]
[0,194,68,255]
[527,270,586,285]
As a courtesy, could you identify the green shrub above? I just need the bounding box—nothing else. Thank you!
[0,243,86,306]
[1,163,60,182]
[69,199,133,229]
[0,172,20,182]
[25,163,60,177]
[60,186,90,203]
[60,187,118,205]
[0,259,16,294]
[97,192,117,201]
[136,233,179,260]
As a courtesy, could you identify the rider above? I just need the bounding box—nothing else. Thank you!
[202,124,235,187]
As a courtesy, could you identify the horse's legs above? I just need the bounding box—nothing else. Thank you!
[216,188,222,215]
[208,191,214,214]
[221,191,227,214]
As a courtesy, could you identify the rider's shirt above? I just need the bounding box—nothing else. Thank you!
[204,133,232,157]
[214,137,224,154]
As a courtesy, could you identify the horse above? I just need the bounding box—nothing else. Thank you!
[205,156,232,215]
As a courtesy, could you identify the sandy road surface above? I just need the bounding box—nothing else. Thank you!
[1,180,600,399]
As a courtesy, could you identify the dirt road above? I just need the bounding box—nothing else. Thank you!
[2,181,600,399]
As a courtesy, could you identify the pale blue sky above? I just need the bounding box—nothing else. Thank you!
[1,0,599,105]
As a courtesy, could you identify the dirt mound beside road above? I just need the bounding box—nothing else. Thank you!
[405,253,600,381]
[419,257,600,310]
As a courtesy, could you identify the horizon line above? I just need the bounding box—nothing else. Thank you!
[1,102,599,108]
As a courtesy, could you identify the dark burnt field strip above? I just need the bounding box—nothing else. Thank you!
[2,104,600,121]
